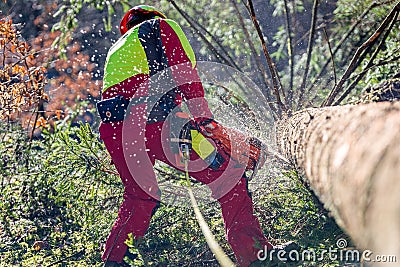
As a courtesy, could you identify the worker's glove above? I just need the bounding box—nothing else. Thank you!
[195,118,268,174]
[194,117,218,137]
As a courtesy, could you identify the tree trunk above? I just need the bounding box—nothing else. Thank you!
[276,101,400,262]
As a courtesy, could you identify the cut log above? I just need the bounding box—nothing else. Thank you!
[276,101,400,264]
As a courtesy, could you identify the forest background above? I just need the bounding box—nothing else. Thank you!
[0,0,399,266]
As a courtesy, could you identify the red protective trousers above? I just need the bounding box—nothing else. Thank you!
[99,105,272,267]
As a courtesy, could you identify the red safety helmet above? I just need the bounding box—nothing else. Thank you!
[120,5,167,35]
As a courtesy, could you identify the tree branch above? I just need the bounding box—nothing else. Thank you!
[334,9,399,105]
[283,0,295,111]
[322,2,400,107]
[244,0,286,117]
[323,26,337,88]
[168,0,239,70]
[230,0,277,114]
[296,0,319,110]
[306,1,384,97]
[181,0,242,71]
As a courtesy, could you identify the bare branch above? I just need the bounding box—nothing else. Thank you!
[169,0,239,69]
[323,26,337,87]
[322,2,400,107]
[306,1,385,96]
[349,54,400,81]
[283,0,295,111]
[180,0,243,71]
[296,0,319,110]
[334,9,399,105]
[244,0,286,117]
[230,0,276,103]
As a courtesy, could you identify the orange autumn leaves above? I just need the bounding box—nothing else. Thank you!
[0,18,48,122]
[1,5,101,132]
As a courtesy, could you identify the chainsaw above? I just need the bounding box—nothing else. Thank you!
[196,118,268,180]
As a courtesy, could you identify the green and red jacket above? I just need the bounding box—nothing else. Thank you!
[102,18,212,120]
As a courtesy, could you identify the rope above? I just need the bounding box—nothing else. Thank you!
[181,144,236,267]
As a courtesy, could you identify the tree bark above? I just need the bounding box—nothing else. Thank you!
[276,101,400,261]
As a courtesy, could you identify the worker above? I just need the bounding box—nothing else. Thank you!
[97,5,277,266]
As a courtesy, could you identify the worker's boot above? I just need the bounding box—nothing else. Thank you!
[104,247,144,267]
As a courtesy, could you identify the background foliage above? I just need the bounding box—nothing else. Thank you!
[1,0,399,266]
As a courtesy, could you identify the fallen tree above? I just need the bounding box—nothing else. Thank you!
[276,101,400,261]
